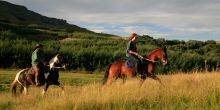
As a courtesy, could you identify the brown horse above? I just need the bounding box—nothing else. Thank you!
[103,47,168,86]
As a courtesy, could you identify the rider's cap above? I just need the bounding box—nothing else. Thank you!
[35,44,43,49]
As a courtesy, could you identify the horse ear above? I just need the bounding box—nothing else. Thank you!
[56,53,60,58]
[57,53,63,58]
[56,46,60,54]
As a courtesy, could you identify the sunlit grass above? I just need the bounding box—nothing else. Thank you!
[0,70,220,110]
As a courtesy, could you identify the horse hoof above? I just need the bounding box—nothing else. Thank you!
[62,91,65,95]
[41,91,45,96]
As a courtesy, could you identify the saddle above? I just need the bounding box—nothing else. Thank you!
[126,59,149,76]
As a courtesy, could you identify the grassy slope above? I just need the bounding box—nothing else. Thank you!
[0,70,220,110]
[0,1,90,32]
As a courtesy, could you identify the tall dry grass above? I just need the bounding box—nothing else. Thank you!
[1,72,220,110]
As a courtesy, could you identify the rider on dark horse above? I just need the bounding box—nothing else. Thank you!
[126,33,146,76]
[32,44,46,86]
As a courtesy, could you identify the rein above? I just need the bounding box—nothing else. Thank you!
[46,65,65,69]
[53,66,65,69]
[141,57,159,63]
[137,54,158,63]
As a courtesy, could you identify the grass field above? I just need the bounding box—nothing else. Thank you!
[0,69,220,110]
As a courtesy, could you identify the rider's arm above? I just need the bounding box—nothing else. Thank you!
[128,50,138,56]
[36,50,45,64]
[128,50,144,59]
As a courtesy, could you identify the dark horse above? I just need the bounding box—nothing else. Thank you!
[103,47,168,86]
[10,54,68,96]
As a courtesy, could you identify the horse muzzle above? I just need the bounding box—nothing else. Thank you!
[62,63,69,70]
[162,60,168,65]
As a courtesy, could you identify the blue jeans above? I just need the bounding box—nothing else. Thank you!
[126,54,145,75]
[126,54,141,65]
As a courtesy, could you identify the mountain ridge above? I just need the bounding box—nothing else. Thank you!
[0,0,92,33]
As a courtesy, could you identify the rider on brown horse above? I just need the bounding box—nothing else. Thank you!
[126,33,146,76]
[32,44,46,86]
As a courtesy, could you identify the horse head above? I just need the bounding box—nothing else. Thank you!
[147,47,169,65]
[160,47,168,65]
[49,54,69,70]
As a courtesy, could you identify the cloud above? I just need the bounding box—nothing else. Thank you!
[5,0,220,40]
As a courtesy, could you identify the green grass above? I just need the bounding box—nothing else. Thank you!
[0,70,220,110]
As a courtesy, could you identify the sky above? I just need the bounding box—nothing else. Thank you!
[5,0,220,41]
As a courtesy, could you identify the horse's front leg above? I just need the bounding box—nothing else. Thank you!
[153,75,162,84]
[58,83,65,95]
[149,73,162,84]
[42,82,50,96]
[139,75,146,87]
[52,81,65,95]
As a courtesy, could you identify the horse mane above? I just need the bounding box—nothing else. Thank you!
[49,54,59,69]
[49,56,56,64]
[144,47,166,58]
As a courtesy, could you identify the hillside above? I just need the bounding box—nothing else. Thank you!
[0,1,119,41]
[0,0,93,33]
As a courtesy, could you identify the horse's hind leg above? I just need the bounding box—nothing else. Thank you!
[19,85,24,94]
[121,74,126,84]
[106,74,117,86]
[23,86,28,95]
[106,77,113,85]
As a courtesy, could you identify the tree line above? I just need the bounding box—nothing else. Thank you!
[1,24,220,74]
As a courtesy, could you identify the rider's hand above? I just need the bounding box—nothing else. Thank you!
[139,55,144,59]
[43,61,47,66]
[134,52,139,56]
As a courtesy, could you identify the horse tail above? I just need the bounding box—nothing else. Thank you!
[10,79,17,96]
[10,69,27,96]
[103,64,112,85]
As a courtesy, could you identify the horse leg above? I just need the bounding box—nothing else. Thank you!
[23,86,28,95]
[54,81,65,95]
[10,80,17,96]
[106,75,118,85]
[22,81,29,95]
[42,83,50,96]
[152,75,162,84]
[58,83,65,95]
[139,75,146,87]
[26,75,35,85]
[106,77,113,85]
[121,74,126,84]
[19,85,24,94]
[147,72,162,84]
[147,65,162,84]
